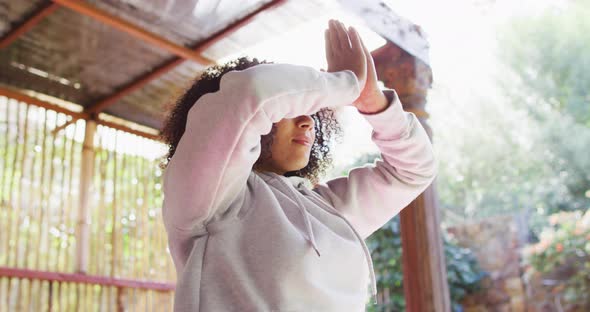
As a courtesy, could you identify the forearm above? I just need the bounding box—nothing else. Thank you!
[250,64,361,121]
[364,89,437,180]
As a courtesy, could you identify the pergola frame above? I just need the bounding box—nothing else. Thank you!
[0,0,286,124]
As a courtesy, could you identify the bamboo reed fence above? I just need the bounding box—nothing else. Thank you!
[0,95,175,311]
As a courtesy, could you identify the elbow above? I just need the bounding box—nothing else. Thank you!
[417,136,438,183]
[427,152,439,179]
[421,151,438,187]
[393,123,439,187]
[426,161,438,188]
[406,149,438,187]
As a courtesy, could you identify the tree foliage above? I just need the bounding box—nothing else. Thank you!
[495,0,590,219]
[430,0,590,231]
[498,0,590,127]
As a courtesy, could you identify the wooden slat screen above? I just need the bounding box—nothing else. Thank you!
[0,96,174,311]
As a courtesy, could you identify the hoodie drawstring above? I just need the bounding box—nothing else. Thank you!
[312,191,378,304]
[284,180,322,257]
[289,178,378,304]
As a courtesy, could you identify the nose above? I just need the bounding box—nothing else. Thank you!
[296,115,315,132]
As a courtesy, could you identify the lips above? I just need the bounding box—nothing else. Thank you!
[292,136,312,146]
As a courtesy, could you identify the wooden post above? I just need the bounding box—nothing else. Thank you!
[372,42,451,312]
[75,119,96,273]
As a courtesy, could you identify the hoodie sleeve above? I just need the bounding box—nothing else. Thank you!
[312,90,438,239]
[162,63,360,234]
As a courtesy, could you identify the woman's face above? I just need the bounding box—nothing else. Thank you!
[256,115,316,175]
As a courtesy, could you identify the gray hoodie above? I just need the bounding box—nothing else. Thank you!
[162,63,437,311]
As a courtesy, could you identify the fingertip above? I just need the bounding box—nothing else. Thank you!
[348,26,361,47]
[350,26,361,39]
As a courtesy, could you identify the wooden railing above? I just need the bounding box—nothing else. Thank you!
[0,267,174,311]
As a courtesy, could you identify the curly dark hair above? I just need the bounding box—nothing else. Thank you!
[160,57,343,185]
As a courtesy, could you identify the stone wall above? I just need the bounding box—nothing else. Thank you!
[446,214,587,312]
[446,215,527,312]
[523,270,587,312]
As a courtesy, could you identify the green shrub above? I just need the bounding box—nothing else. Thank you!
[366,216,486,311]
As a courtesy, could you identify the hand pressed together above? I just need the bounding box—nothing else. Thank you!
[324,19,367,91]
[324,19,389,114]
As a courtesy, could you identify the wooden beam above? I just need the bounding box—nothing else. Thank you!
[372,41,450,312]
[98,118,161,141]
[0,87,87,119]
[0,87,161,141]
[85,57,185,114]
[52,0,213,65]
[0,2,60,50]
[340,0,430,66]
[0,266,174,291]
[85,0,287,114]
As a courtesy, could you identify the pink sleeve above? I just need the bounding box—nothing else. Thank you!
[162,64,360,234]
[312,90,438,239]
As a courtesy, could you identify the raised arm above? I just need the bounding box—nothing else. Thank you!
[313,21,437,239]
[162,64,361,235]
[312,90,437,239]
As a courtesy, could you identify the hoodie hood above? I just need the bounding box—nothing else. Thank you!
[286,175,314,189]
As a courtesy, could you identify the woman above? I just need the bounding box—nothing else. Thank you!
[160,19,437,311]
